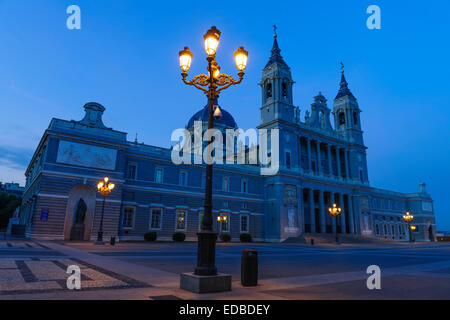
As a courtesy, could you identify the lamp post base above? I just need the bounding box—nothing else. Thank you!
[194,231,218,276]
[180,272,232,294]
[94,231,105,245]
[335,233,340,245]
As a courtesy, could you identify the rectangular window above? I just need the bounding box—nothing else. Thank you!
[155,168,163,183]
[241,215,249,233]
[123,207,134,229]
[222,177,229,192]
[127,163,137,179]
[241,180,248,193]
[179,171,187,186]
[286,152,291,169]
[151,209,162,229]
[176,211,186,230]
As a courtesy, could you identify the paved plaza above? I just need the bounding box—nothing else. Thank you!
[0,239,450,300]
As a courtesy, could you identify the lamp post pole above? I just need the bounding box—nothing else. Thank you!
[334,216,339,244]
[179,27,248,276]
[329,203,342,245]
[408,222,411,242]
[403,211,414,243]
[97,194,106,242]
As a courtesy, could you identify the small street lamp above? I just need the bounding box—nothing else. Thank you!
[95,176,115,245]
[410,225,417,242]
[178,26,248,278]
[328,203,342,244]
[403,211,414,242]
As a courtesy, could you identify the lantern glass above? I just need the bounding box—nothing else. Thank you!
[204,26,221,56]
[179,47,193,72]
[234,46,248,71]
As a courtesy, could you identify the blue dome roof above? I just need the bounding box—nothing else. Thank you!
[186,99,237,129]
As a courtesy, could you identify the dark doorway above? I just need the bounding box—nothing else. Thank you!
[70,198,87,241]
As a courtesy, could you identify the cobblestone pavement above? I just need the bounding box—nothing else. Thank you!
[0,240,149,296]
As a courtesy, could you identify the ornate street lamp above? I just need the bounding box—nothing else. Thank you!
[217,215,228,222]
[95,176,115,245]
[178,26,248,277]
[328,203,342,244]
[403,211,414,242]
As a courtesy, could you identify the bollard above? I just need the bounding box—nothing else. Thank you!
[241,249,258,287]
[310,239,314,245]
[110,237,116,246]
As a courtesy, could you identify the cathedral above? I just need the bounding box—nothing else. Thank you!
[18,33,436,243]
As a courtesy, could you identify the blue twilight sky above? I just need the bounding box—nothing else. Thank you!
[0,1,449,228]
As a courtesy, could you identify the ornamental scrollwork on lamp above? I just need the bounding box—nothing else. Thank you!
[216,72,244,94]
[181,73,209,93]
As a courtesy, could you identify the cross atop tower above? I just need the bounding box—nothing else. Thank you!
[273,24,277,38]
[340,61,344,74]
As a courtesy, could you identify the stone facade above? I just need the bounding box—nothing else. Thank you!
[18,35,436,242]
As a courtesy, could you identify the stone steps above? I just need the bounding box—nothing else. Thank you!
[285,233,397,244]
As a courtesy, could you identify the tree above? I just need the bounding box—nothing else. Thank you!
[0,192,21,229]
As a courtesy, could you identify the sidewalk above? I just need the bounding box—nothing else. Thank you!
[1,240,450,299]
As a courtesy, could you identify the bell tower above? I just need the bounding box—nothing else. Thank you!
[333,64,364,146]
[333,63,369,184]
[259,27,295,128]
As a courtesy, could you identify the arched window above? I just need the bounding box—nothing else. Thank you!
[339,112,346,125]
[282,81,288,97]
[353,112,358,125]
[266,82,272,98]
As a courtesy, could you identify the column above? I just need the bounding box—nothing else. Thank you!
[336,148,342,178]
[298,186,304,233]
[330,192,336,233]
[347,195,354,234]
[344,150,350,180]
[319,190,325,233]
[327,144,332,176]
[316,141,321,176]
[298,137,303,172]
[339,193,346,234]
[309,189,315,233]
[307,138,312,173]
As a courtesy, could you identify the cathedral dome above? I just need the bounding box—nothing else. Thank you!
[186,99,237,129]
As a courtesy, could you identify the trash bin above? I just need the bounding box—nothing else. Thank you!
[241,249,258,286]
[110,237,116,246]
